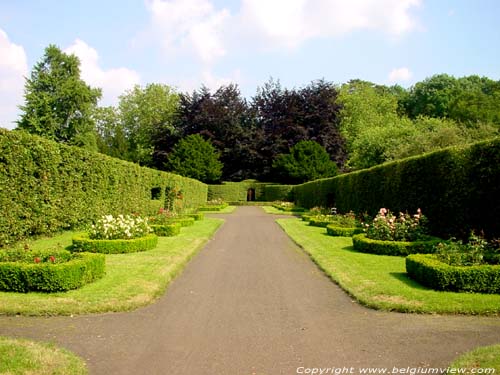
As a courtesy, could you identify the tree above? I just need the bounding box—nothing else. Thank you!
[93,106,129,159]
[166,134,223,183]
[272,140,338,184]
[119,83,179,166]
[17,44,101,149]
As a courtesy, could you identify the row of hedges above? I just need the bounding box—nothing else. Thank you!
[293,138,500,239]
[406,254,500,294]
[0,129,208,246]
[72,233,159,254]
[207,180,292,202]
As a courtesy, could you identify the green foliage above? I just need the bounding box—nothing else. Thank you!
[0,252,105,292]
[406,254,500,293]
[167,134,223,183]
[0,129,207,246]
[262,184,294,201]
[435,233,491,266]
[352,234,440,256]
[293,138,500,239]
[119,84,179,166]
[165,217,195,227]
[72,233,158,254]
[17,45,101,149]
[308,216,336,228]
[93,106,129,159]
[208,180,268,201]
[151,223,181,237]
[364,208,428,242]
[326,225,363,237]
[182,212,205,221]
[272,140,338,184]
[0,248,73,264]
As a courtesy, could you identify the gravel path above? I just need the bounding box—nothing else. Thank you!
[1,206,499,374]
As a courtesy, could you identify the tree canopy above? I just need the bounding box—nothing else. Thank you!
[17,45,101,150]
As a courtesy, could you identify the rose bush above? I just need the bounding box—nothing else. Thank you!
[89,214,151,240]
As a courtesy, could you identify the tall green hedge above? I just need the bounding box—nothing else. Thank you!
[0,129,207,246]
[293,138,500,239]
[207,180,292,202]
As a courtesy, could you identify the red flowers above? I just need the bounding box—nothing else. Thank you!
[34,257,41,264]
[49,256,56,263]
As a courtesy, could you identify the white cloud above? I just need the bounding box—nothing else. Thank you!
[65,39,140,105]
[388,67,412,82]
[145,0,229,64]
[0,29,28,129]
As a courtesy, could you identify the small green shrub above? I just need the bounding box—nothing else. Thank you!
[406,254,500,293]
[181,213,204,221]
[309,216,336,228]
[165,217,195,227]
[436,233,492,266]
[198,205,227,212]
[72,233,158,254]
[326,225,363,237]
[151,223,181,237]
[0,252,105,292]
[352,233,441,256]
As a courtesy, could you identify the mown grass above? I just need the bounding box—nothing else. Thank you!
[202,205,237,213]
[261,206,299,215]
[0,218,223,316]
[277,218,500,315]
[0,336,87,375]
[450,344,500,372]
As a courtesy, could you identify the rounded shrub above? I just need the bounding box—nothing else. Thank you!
[326,225,363,237]
[72,233,158,254]
[406,254,500,293]
[0,252,105,293]
[151,223,181,237]
[352,233,441,256]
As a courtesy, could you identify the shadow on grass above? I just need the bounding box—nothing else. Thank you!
[389,272,428,290]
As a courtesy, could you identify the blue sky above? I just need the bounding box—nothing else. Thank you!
[1,0,500,129]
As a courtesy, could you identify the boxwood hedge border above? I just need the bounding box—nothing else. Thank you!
[352,233,441,256]
[72,233,158,254]
[0,252,105,292]
[406,254,500,294]
[151,223,181,237]
[326,225,363,237]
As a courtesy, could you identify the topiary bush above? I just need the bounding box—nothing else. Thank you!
[352,234,441,256]
[151,223,181,237]
[0,252,105,293]
[406,254,500,294]
[72,233,158,254]
[326,225,363,237]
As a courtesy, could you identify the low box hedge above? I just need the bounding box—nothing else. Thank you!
[406,254,500,294]
[0,252,105,293]
[181,213,205,221]
[151,223,181,237]
[326,225,363,237]
[166,217,195,227]
[72,233,158,254]
[301,214,313,222]
[352,233,441,256]
[198,204,228,211]
[308,218,335,228]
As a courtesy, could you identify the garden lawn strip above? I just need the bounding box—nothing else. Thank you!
[278,218,500,314]
[0,208,500,375]
[0,218,223,316]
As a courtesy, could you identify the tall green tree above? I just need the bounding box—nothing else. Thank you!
[93,106,129,159]
[119,83,179,166]
[166,134,223,183]
[17,44,101,150]
[272,140,338,184]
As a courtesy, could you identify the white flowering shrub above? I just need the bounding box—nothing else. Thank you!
[89,215,152,240]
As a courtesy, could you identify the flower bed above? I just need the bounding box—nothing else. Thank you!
[72,233,158,254]
[151,223,181,237]
[0,250,105,292]
[406,254,500,294]
[352,233,441,256]
[326,225,363,237]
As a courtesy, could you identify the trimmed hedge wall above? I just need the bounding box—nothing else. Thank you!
[293,138,500,239]
[352,234,441,256]
[0,252,105,292]
[0,129,207,246]
[406,254,500,294]
[326,225,363,237]
[72,233,158,254]
[207,180,293,202]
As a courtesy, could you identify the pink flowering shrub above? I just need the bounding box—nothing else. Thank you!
[364,208,428,241]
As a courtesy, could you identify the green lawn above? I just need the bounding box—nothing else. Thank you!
[450,344,500,372]
[0,218,223,316]
[277,218,500,315]
[0,336,87,375]
[201,205,237,213]
[261,206,299,215]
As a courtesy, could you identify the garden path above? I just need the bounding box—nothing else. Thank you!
[1,206,500,374]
